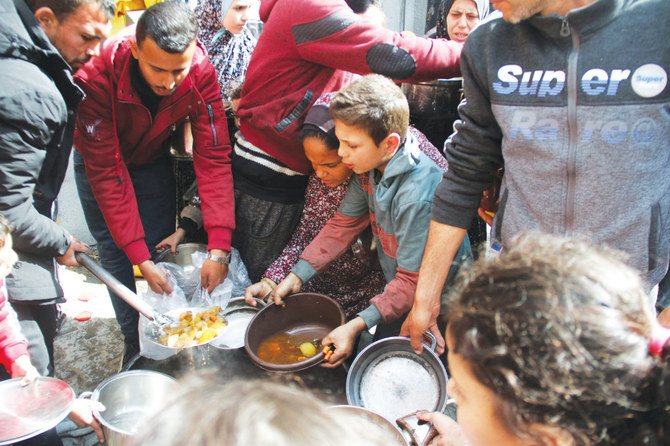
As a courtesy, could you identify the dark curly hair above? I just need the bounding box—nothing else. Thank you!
[444,234,670,445]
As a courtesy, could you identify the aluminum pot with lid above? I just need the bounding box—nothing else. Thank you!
[346,334,449,423]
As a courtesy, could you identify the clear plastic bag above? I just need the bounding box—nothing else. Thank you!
[138,247,252,359]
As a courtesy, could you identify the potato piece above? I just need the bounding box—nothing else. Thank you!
[299,342,317,357]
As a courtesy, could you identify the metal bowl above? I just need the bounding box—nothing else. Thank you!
[209,298,266,350]
[244,293,345,372]
[140,306,228,358]
[155,243,207,268]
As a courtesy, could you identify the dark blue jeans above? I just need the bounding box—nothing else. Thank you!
[73,151,175,346]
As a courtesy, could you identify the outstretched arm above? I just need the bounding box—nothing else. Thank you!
[400,221,466,354]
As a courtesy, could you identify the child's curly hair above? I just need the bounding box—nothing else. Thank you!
[445,233,670,445]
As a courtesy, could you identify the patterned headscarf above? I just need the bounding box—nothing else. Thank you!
[195,0,257,101]
[436,0,490,39]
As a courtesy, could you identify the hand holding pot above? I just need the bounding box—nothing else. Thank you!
[156,228,186,255]
[270,272,303,306]
[244,278,275,305]
[320,317,367,368]
[69,398,106,443]
[416,411,469,446]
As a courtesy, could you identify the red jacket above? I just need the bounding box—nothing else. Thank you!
[0,280,28,372]
[238,0,463,175]
[74,28,234,265]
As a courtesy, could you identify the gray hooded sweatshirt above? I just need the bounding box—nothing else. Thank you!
[432,0,669,288]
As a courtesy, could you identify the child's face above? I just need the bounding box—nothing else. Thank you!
[445,328,535,446]
[0,234,18,280]
[303,136,352,187]
[334,119,395,175]
[223,0,254,34]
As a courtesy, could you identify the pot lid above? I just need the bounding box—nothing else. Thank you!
[0,377,75,445]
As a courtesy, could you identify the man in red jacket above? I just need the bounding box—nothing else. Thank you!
[73,1,234,365]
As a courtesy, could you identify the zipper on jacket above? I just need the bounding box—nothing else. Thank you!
[564,19,579,234]
[206,103,219,146]
[560,18,570,37]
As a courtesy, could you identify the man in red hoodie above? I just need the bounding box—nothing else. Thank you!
[73,1,234,365]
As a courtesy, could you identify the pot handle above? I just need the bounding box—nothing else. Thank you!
[421,332,437,352]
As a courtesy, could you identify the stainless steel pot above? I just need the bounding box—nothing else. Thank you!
[88,370,177,446]
[155,243,207,269]
[346,334,449,423]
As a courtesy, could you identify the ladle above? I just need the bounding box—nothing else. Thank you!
[75,252,176,326]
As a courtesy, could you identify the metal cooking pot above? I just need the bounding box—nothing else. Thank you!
[346,334,449,423]
[401,78,463,151]
[87,370,177,446]
[245,293,346,372]
[155,242,206,265]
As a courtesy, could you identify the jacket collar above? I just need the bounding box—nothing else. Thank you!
[2,0,82,105]
[529,0,623,39]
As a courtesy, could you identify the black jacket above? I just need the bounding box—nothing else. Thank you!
[0,0,84,302]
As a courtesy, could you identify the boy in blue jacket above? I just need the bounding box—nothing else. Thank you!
[270,75,471,366]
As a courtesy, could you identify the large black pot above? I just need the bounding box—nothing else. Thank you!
[401,78,463,152]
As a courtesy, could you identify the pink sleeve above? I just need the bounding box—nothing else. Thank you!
[370,267,419,323]
[300,211,370,273]
[0,288,29,372]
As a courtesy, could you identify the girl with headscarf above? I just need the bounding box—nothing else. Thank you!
[436,0,490,42]
[194,0,257,101]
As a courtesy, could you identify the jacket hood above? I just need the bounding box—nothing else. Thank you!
[375,133,423,208]
[0,0,61,67]
[259,0,280,22]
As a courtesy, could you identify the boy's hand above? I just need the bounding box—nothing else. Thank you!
[138,260,173,295]
[11,354,40,386]
[320,317,366,368]
[56,236,89,267]
[270,273,303,306]
[156,228,186,255]
[69,398,106,443]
